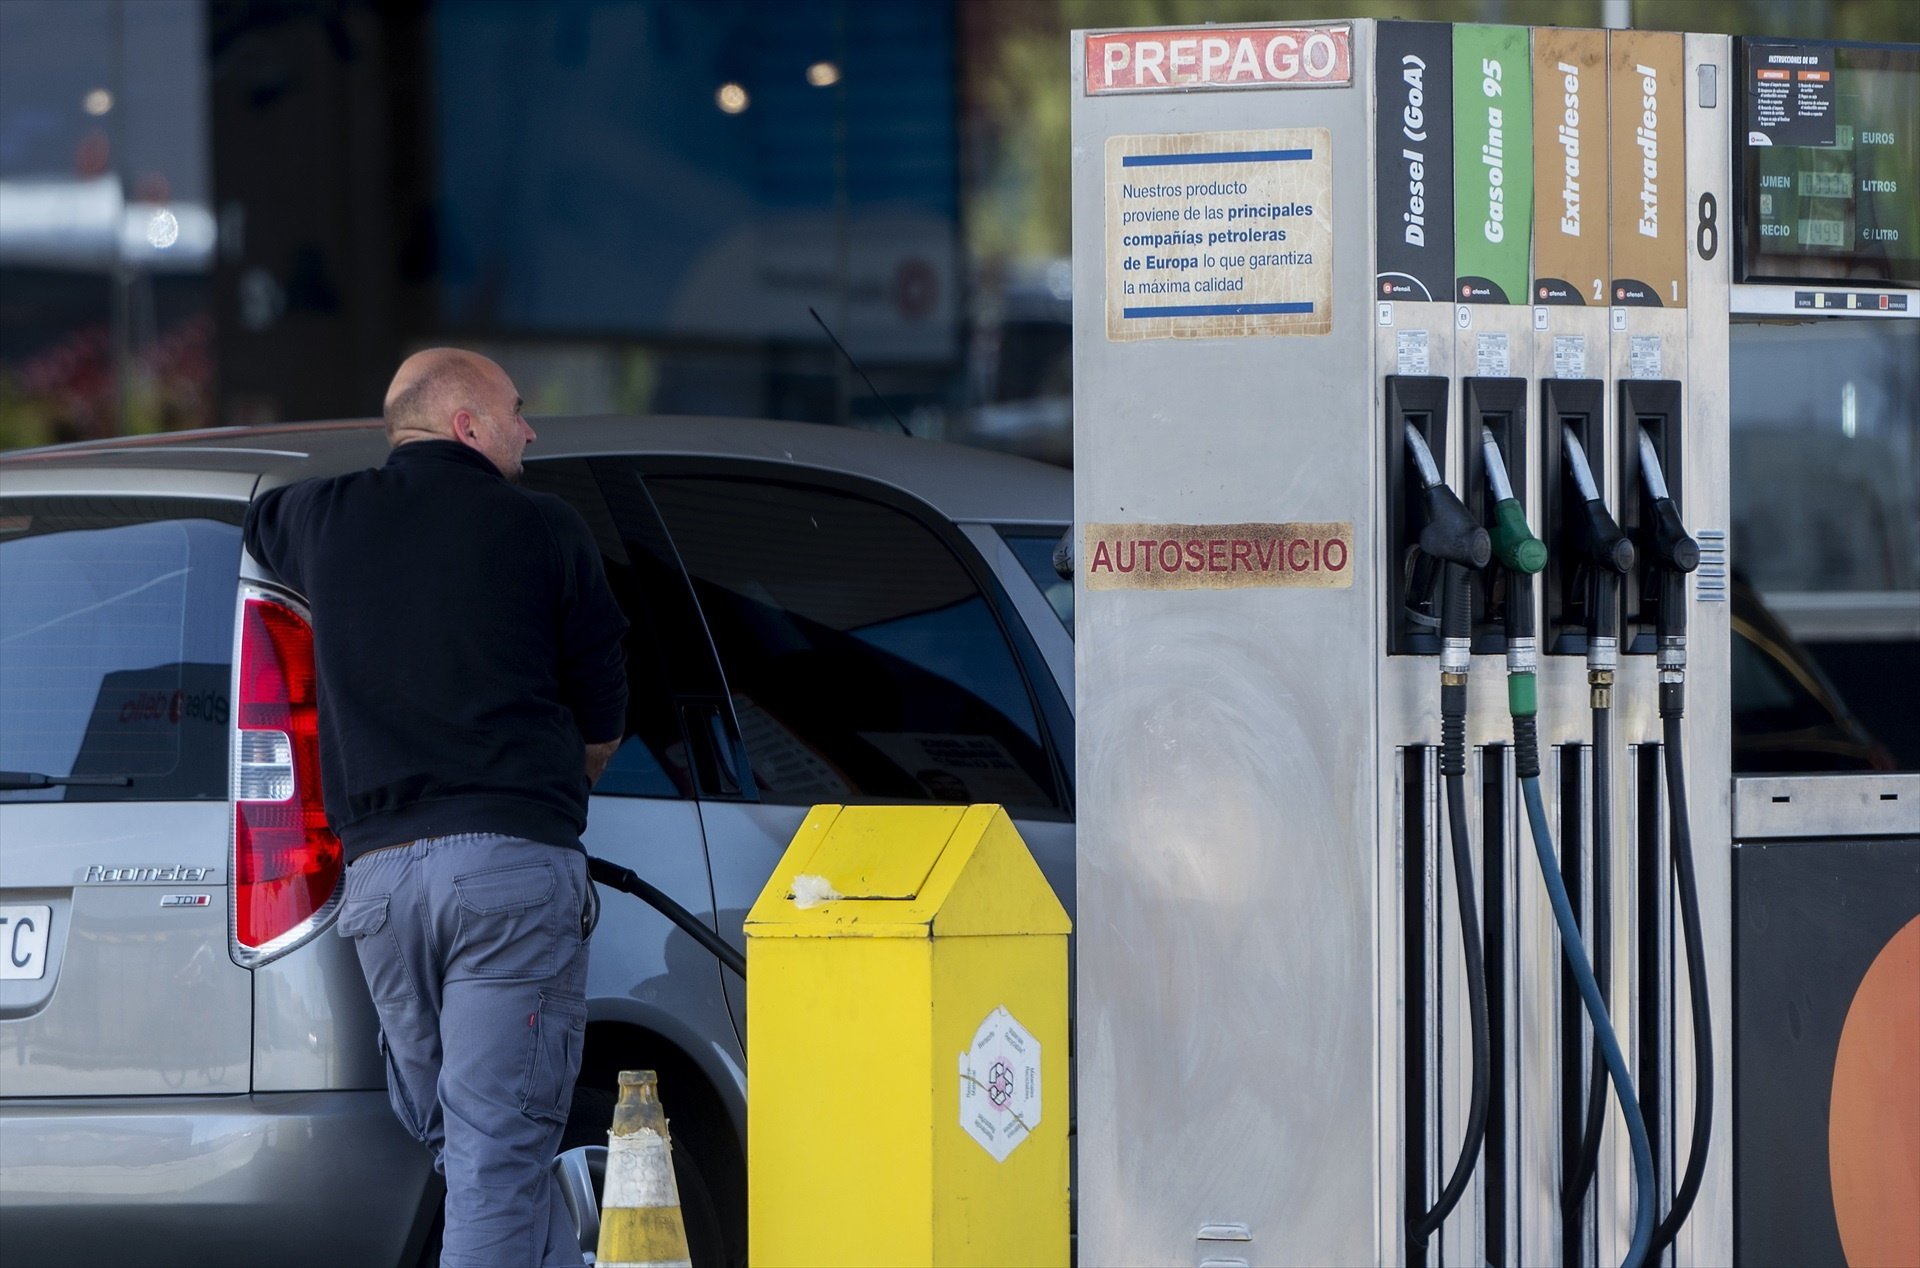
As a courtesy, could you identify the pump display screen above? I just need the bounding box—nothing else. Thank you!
[1738,40,1920,286]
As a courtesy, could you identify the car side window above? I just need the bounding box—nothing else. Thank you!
[645,474,1065,814]
[521,460,695,798]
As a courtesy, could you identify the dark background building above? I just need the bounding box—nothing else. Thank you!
[3,0,1915,762]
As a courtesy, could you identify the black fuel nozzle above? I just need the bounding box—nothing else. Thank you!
[1405,422,1492,572]
[1404,423,1486,681]
[1635,426,1698,576]
[1562,425,1632,680]
[1635,426,1696,710]
[1563,426,1634,577]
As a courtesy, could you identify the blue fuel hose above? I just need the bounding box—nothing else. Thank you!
[1521,775,1654,1268]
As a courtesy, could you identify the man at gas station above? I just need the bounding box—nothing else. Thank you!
[243,348,629,1266]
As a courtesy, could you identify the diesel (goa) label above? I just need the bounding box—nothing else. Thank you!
[1375,21,1454,302]
[1106,129,1333,340]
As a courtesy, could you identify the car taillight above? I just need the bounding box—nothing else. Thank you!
[231,590,342,965]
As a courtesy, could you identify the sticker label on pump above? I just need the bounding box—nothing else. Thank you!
[1553,334,1588,377]
[1531,28,1609,305]
[1609,31,1687,307]
[1629,334,1663,377]
[1453,24,1532,304]
[1475,331,1511,376]
[1397,329,1431,374]
[1374,22,1455,302]
[1104,129,1333,340]
[1083,522,1354,590]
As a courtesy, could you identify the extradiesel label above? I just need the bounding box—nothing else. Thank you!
[1105,130,1333,340]
[1083,522,1354,591]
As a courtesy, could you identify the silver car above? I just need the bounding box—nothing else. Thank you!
[0,416,1075,1267]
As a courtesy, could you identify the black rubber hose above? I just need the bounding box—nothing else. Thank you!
[588,855,747,980]
[1651,706,1712,1256]
[1409,716,1492,1245]
[1564,704,1614,1210]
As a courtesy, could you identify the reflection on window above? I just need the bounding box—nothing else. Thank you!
[0,497,240,801]
[648,476,1061,812]
[1730,321,1920,593]
[520,459,692,799]
[998,527,1072,634]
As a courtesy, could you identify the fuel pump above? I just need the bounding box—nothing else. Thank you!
[1069,20,1734,1265]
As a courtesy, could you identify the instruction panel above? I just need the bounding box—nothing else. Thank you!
[1105,128,1333,339]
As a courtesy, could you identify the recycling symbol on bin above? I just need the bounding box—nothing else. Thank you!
[959,1005,1041,1162]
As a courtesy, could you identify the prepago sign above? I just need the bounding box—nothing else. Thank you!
[1087,26,1352,94]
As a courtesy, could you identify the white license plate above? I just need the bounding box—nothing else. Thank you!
[0,905,52,981]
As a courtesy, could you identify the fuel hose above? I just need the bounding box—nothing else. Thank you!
[1560,424,1634,1212]
[1521,773,1655,1268]
[1480,425,1650,1267]
[1397,424,1495,1249]
[588,855,747,979]
[1405,559,1493,1252]
[1634,425,1711,1257]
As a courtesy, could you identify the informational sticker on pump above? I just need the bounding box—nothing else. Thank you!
[960,1006,1040,1162]
[1106,129,1333,340]
[1083,522,1353,591]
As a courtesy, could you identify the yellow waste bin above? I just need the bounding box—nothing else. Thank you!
[745,803,1071,1268]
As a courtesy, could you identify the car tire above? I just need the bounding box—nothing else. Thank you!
[559,1083,732,1268]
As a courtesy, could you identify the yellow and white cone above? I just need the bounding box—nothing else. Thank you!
[596,1069,692,1268]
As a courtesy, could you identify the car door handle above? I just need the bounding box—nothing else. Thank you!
[682,701,743,798]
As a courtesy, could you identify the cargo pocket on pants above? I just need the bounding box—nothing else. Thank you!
[520,992,588,1124]
[377,1029,431,1144]
[339,895,417,1005]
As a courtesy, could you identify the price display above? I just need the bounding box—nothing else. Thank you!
[1739,40,1919,286]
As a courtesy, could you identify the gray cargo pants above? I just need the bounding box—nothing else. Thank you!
[339,833,596,1268]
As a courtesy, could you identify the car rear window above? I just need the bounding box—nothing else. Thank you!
[0,496,243,802]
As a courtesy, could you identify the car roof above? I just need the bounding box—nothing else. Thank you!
[0,415,1071,524]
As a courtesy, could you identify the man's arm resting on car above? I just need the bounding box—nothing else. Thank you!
[585,739,619,785]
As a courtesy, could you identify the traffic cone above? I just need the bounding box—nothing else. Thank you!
[596,1069,693,1268]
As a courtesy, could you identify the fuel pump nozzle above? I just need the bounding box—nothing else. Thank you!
[1401,422,1492,1252]
[1635,426,1700,674]
[1563,424,1634,675]
[1405,422,1492,577]
[1476,425,1544,767]
[1479,425,1547,578]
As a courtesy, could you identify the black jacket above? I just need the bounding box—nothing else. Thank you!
[244,439,628,860]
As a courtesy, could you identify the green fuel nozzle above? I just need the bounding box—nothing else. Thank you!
[1479,425,1546,575]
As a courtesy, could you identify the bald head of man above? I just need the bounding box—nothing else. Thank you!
[383,347,536,480]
